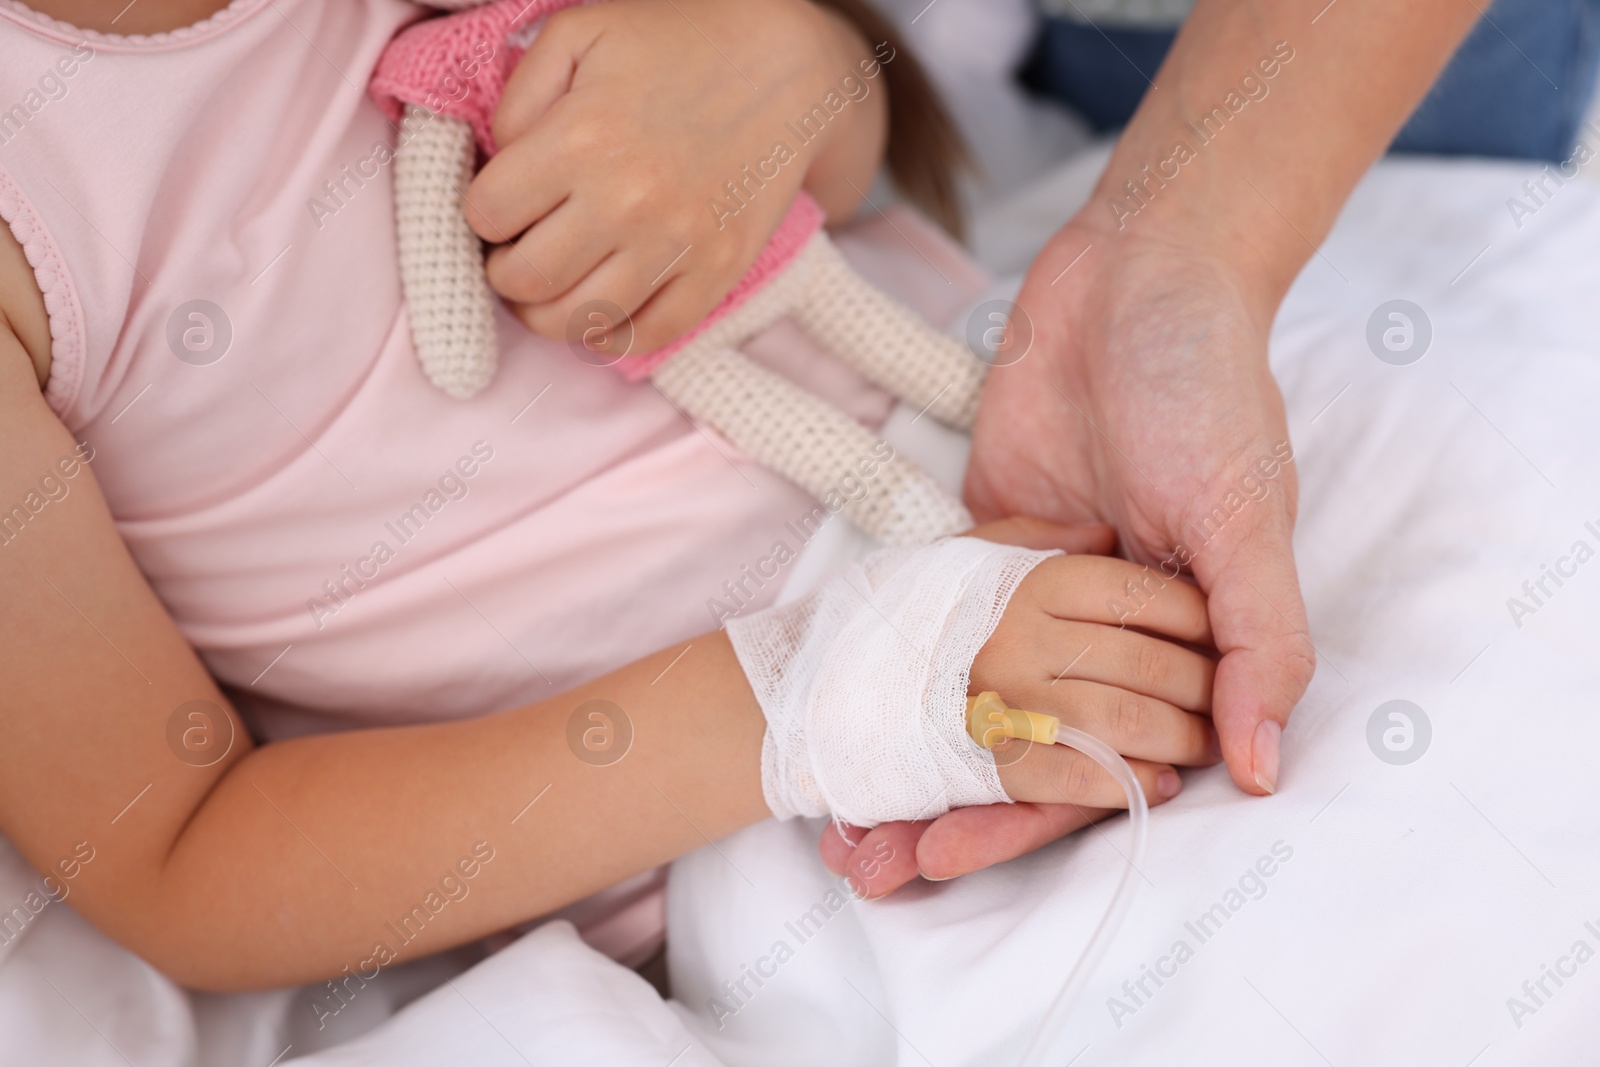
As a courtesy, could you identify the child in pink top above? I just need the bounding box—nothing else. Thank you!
[0,0,1213,1015]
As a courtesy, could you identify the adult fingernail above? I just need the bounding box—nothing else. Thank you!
[920,870,955,882]
[1157,769,1182,799]
[1252,719,1281,795]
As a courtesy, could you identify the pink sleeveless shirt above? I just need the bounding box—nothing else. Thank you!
[0,0,982,963]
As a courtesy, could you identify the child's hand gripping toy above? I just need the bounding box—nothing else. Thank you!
[370,0,989,545]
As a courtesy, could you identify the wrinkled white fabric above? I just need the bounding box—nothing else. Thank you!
[726,536,1057,827]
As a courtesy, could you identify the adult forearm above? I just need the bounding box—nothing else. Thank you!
[1086,0,1481,300]
[135,635,766,991]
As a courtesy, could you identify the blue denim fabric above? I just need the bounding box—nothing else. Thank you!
[1025,0,1600,161]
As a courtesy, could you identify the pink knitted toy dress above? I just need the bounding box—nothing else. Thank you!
[371,0,986,545]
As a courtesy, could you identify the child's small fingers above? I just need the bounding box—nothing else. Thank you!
[623,273,726,356]
[491,10,599,147]
[1025,555,1213,646]
[465,132,567,245]
[1040,619,1215,712]
[1013,679,1220,766]
[915,801,1107,881]
[997,742,1182,809]
[483,203,612,305]
[514,252,654,345]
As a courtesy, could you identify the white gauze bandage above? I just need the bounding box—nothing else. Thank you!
[726,536,1060,828]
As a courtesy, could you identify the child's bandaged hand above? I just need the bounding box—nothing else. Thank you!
[970,532,1219,804]
[464,0,886,355]
[818,519,1222,896]
[727,520,1219,840]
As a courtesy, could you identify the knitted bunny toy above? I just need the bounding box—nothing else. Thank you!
[370,0,988,545]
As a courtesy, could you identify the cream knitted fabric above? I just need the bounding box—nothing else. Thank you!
[653,233,985,544]
[727,537,1058,827]
[654,344,972,544]
[394,105,501,399]
[789,236,985,430]
[388,47,988,538]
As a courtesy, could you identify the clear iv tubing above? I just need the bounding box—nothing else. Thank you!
[964,693,1149,1067]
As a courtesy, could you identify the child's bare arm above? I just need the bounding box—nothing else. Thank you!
[0,324,773,990]
[465,0,890,354]
[1,307,1209,992]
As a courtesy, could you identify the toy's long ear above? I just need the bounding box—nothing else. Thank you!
[490,12,600,148]
[394,104,501,399]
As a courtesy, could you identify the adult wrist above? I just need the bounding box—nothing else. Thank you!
[1073,135,1305,312]
[1039,198,1286,346]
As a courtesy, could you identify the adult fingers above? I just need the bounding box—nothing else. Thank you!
[817,820,867,874]
[817,820,929,899]
[915,802,1114,881]
[819,749,1183,893]
[1190,493,1314,796]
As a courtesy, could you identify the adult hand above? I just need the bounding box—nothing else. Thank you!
[967,216,1312,800]
[832,0,1485,897]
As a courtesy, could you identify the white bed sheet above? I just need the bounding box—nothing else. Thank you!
[665,152,1600,1066]
[4,149,1599,1066]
